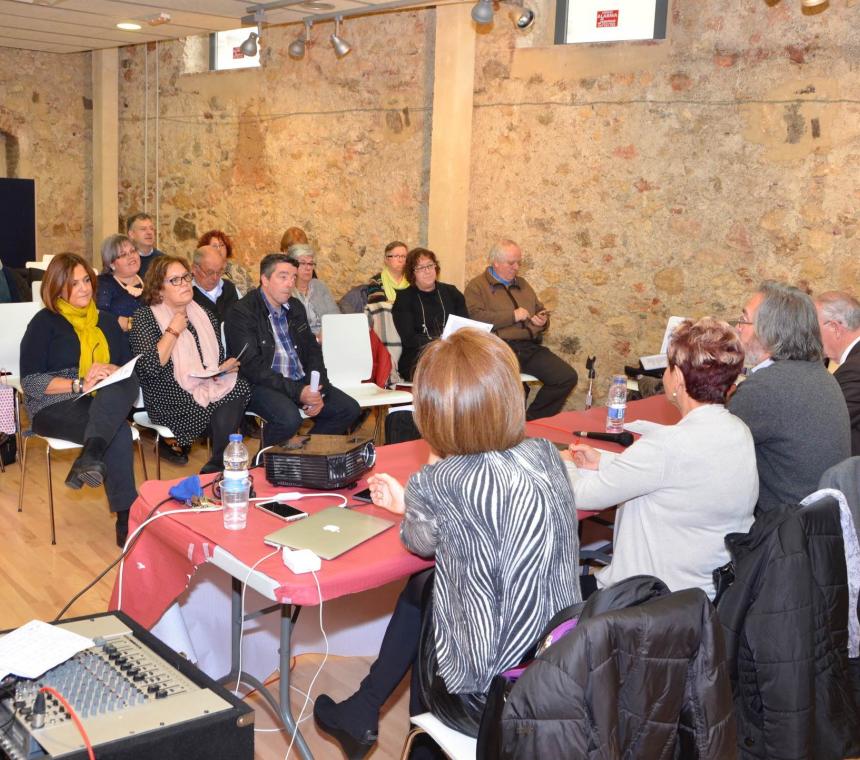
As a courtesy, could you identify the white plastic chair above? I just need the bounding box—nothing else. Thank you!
[31,280,43,305]
[131,390,179,481]
[400,713,476,760]
[17,426,146,545]
[24,254,54,271]
[321,313,413,441]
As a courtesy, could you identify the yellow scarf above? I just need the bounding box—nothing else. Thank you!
[56,299,110,379]
[381,268,409,302]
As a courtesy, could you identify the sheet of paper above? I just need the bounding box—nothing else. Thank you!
[441,314,493,340]
[624,419,668,435]
[190,343,247,379]
[0,620,93,680]
[75,355,140,399]
[658,316,690,355]
[639,353,667,371]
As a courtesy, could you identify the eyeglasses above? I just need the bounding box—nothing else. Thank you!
[165,273,193,287]
[209,241,227,250]
[116,248,139,260]
[298,261,315,267]
[198,268,226,278]
[730,318,753,327]
[414,263,436,273]
[385,254,407,260]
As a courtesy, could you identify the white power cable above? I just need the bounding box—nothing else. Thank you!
[235,548,281,696]
[116,506,222,611]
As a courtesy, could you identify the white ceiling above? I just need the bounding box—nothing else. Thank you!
[0,0,410,53]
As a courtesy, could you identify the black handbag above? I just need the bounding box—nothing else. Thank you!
[0,432,16,467]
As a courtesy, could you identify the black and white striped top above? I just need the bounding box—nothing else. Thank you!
[402,437,581,694]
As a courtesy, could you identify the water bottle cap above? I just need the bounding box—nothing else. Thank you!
[229,434,243,443]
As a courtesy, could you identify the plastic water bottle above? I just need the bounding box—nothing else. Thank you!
[605,375,627,434]
[222,434,250,530]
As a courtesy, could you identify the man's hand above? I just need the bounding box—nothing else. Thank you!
[530,311,548,328]
[299,385,324,417]
[367,473,406,515]
[513,307,530,322]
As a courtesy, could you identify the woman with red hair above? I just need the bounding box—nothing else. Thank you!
[196,229,254,297]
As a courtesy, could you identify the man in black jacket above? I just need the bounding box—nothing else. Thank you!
[225,253,360,447]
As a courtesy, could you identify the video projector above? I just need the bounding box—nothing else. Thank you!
[263,434,376,490]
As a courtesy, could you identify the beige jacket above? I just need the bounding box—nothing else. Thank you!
[464,269,547,342]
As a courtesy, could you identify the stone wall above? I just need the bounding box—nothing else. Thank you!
[117,10,433,290]
[0,48,92,259]
[469,0,860,397]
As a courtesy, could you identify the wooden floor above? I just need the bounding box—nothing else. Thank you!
[0,427,411,760]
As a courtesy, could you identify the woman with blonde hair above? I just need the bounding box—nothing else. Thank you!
[314,329,580,757]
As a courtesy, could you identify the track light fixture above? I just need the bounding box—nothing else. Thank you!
[239,31,259,56]
[471,0,494,24]
[330,15,351,57]
[289,19,312,58]
[514,7,535,29]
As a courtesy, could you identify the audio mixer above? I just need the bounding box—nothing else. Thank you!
[0,612,253,760]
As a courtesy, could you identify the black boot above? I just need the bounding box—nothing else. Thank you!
[65,438,108,489]
[313,694,378,760]
[115,510,130,549]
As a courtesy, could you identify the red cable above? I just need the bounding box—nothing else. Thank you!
[38,686,96,760]
[527,420,571,435]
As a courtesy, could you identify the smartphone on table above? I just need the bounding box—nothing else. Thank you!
[256,501,308,522]
[352,487,373,504]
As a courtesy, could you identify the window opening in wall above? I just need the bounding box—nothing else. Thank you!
[0,131,20,178]
[555,0,668,44]
[210,29,262,71]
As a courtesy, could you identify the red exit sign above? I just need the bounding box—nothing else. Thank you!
[596,9,619,28]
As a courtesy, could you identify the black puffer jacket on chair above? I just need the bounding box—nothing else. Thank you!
[497,575,736,759]
[717,499,860,760]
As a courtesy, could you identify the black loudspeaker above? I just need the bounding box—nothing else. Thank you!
[0,178,36,268]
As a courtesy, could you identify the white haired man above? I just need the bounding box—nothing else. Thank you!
[815,290,860,456]
[465,239,577,420]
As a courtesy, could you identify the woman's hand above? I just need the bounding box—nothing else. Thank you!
[568,444,602,470]
[168,311,188,335]
[119,316,132,332]
[367,473,406,515]
[217,357,240,375]
[82,362,114,390]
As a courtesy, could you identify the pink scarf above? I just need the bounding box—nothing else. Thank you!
[150,300,237,407]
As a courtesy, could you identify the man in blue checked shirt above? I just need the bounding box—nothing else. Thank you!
[225,253,360,448]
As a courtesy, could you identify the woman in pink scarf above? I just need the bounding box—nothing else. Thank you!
[130,256,250,473]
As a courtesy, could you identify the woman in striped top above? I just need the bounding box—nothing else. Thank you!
[314,329,581,758]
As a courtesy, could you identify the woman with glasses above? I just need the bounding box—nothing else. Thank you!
[96,234,143,332]
[19,253,139,546]
[392,247,468,381]
[367,240,410,305]
[286,243,340,340]
[196,229,254,297]
[130,256,250,473]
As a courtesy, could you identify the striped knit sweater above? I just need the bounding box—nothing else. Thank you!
[402,437,581,694]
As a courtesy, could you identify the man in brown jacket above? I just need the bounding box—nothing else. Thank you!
[465,239,577,419]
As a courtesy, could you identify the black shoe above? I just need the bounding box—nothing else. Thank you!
[116,510,129,549]
[65,438,107,489]
[199,460,221,475]
[313,694,378,760]
[158,439,189,465]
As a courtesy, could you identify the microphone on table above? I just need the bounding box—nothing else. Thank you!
[573,430,634,447]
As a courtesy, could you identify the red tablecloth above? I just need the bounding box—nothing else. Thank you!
[110,397,680,629]
[110,439,436,628]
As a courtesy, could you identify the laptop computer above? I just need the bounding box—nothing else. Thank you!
[264,507,395,560]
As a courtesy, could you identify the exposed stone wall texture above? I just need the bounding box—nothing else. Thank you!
[469,0,860,400]
[117,10,433,291]
[0,48,92,259]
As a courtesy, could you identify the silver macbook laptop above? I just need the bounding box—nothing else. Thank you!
[264,507,395,560]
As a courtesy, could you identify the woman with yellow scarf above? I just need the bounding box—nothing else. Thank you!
[20,253,139,547]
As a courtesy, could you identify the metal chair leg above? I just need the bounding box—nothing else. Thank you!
[400,727,426,760]
[136,432,148,481]
[154,432,161,481]
[45,443,56,545]
[14,391,23,474]
[17,435,29,512]
[373,407,386,444]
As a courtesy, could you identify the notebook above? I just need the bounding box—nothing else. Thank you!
[263,506,395,560]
